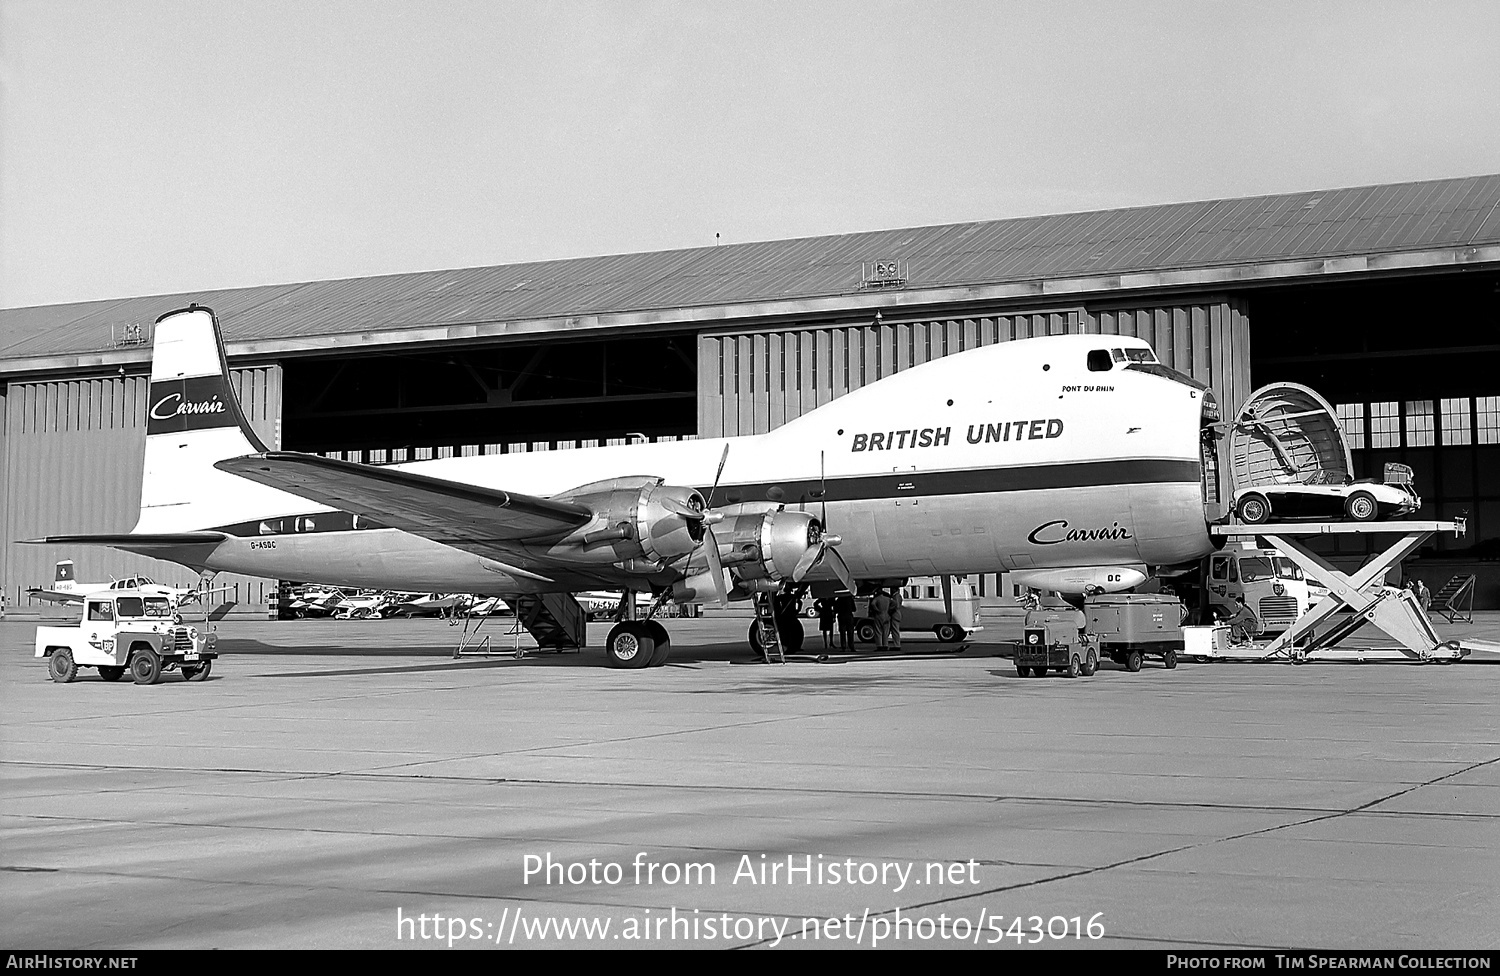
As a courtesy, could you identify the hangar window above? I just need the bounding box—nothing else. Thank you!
[1337,404,1366,450]
[1478,397,1500,445]
[1369,402,1400,448]
[1087,350,1113,372]
[1441,399,1471,445]
[1404,401,1434,447]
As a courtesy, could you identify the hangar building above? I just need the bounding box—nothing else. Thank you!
[2,173,1498,611]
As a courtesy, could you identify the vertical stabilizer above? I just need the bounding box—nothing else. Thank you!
[134,306,316,533]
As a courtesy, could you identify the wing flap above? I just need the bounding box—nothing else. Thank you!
[214,453,592,545]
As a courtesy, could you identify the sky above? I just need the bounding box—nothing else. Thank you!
[2,0,1498,309]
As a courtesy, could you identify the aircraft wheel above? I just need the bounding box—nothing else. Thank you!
[644,622,671,667]
[1346,491,1378,522]
[1082,649,1098,676]
[604,622,654,670]
[1124,650,1143,673]
[1238,492,1272,524]
[935,623,964,643]
[130,649,162,685]
[1163,649,1178,670]
[855,619,878,643]
[1066,653,1082,678]
[98,666,124,682]
[48,650,77,683]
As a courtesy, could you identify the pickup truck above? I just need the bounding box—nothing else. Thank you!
[36,590,217,685]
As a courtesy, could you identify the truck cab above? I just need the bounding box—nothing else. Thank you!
[36,589,217,685]
[1202,544,1310,634]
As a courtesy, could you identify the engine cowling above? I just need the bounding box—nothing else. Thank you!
[714,509,823,584]
[549,478,706,568]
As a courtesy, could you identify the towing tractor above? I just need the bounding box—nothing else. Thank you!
[36,590,217,685]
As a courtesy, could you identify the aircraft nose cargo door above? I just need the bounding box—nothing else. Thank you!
[1226,382,1352,499]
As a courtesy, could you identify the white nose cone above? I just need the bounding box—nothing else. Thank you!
[1010,566,1147,595]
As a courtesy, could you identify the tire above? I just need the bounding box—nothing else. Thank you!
[1032,666,1047,677]
[130,648,162,685]
[1124,650,1143,673]
[48,649,77,683]
[779,616,804,655]
[935,623,964,643]
[1015,663,1030,678]
[1066,653,1081,678]
[644,621,671,667]
[1082,649,1098,677]
[1238,492,1272,525]
[1346,490,1377,522]
[98,666,124,682]
[855,619,878,644]
[183,659,213,682]
[604,622,653,670]
[1163,649,1178,670]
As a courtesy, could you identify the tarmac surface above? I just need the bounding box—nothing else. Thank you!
[2,611,1497,950]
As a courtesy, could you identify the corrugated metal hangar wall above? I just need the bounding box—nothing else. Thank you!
[697,296,1252,441]
[1,367,282,609]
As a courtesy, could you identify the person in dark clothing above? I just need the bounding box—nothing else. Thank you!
[870,588,894,650]
[1225,595,1260,643]
[815,597,836,649]
[835,593,856,652]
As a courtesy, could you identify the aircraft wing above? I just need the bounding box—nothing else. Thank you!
[24,588,85,604]
[215,453,594,550]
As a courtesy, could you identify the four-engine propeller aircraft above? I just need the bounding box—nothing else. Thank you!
[29,306,1222,668]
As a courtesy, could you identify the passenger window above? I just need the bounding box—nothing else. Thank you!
[88,601,114,621]
[259,520,281,535]
[1087,350,1113,372]
[297,517,316,533]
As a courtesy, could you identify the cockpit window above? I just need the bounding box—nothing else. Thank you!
[1086,350,1113,372]
[1122,347,1156,363]
[1111,349,1128,363]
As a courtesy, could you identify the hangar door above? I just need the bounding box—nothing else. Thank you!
[1,367,283,611]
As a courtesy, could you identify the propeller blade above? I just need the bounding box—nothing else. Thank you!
[820,450,827,527]
[660,496,704,519]
[705,443,730,509]
[702,524,729,607]
[827,547,856,594]
[792,544,822,583]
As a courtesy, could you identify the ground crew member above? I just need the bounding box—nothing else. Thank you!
[888,586,903,650]
[835,593,856,652]
[815,597,836,649]
[870,588,893,650]
[1225,594,1260,643]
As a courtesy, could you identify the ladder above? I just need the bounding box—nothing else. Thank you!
[509,593,587,653]
[752,592,785,664]
[1431,574,1476,623]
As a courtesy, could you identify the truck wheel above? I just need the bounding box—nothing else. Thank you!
[1015,662,1030,677]
[1082,649,1098,677]
[1066,653,1082,678]
[98,666,124,682]
[1032,665,1047,677]
[935,623,964,643]
[1163,649,1179,670]
[1124,650,1143,673]
[1345,491,1378,522]
[48,650,77,683]
[130,649,162,685]
[182,660,213,682]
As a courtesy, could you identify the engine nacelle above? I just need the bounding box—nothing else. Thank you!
[551,478,706,567]
[715,509,822,584]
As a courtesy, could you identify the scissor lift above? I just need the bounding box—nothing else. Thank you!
[1201,520,1491,663]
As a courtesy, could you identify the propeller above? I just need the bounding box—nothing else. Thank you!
[692,443,731,607]
[791,451,855,592]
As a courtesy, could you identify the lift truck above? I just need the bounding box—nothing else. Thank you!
[1186,520,1495,662]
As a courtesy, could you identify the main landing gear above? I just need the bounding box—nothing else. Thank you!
[603,620,672,669]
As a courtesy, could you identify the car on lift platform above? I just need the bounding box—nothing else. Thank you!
[1234,463,1420,524]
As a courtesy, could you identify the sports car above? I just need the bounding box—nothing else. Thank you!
[1233,464,1421,524]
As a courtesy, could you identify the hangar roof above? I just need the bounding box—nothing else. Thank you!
[3,172,1499,375]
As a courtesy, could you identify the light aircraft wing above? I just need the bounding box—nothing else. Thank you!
[215,453,594,552]
[24,588,85,604]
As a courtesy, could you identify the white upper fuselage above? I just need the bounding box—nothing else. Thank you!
[174,333,1214,593]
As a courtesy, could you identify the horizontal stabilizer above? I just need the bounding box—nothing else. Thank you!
[215,453,593,548]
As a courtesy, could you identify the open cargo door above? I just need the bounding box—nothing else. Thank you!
[1226,382,1352,495]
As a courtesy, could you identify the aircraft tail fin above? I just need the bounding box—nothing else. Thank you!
[54,560,75,584]
[133,306,309,534]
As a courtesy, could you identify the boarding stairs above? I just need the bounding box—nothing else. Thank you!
[455,592,586,658]
[752,592,785,664]
[1431,574,1476,624]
